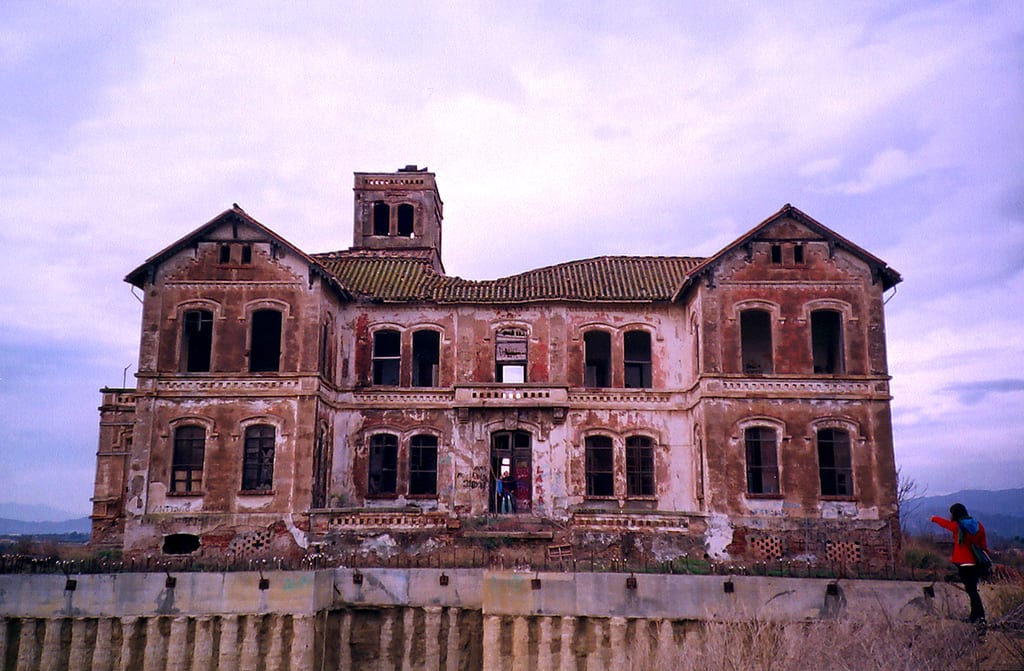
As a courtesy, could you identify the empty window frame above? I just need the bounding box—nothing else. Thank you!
[495,329,527,383]
[171,425,205,494]
[242,425,275,491]
[585,435,615,497]
[368,434,398,496]
[372,201,390,236]
[626,436,655,496]
[811,310,844,374]
[241,244,253,264]
[793,244,804,264]
[249,309,282,372]
[219,244,231,264]
[583,330,611,387]
[770,244,782,264]
[181,309,213,372]
[412,330,440,387]
[397,204,414,236]
[818,428,853,496]
[372,329,401,385]
[409,434,438,496]
[740,309,773,374]
[744,426,780,495]
[624,330,652,388]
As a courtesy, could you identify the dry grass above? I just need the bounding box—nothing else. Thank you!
[675,616,985,671]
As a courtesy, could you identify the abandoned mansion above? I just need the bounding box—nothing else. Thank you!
[90,166,903,567]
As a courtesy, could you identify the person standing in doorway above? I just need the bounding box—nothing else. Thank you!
[931,503,988,624]
[500,469,516,514]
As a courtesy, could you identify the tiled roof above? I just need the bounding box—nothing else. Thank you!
[313,251,703,303]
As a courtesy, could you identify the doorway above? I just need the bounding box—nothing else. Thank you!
[489,430,532,514]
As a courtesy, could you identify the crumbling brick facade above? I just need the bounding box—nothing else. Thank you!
[91,165,902,567]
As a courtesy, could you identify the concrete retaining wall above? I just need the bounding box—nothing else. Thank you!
[0,570,958,670]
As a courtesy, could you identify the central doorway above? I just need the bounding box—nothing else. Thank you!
[489,430,532,514]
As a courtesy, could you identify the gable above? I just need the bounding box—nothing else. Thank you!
[674,205,901,300]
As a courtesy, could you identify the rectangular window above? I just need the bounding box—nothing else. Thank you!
[770,244,782,264]
[745,427,780,495]
[584,331,611,387]
[740,309,773,374]
[250,309,282,372]
[811,310,844,374]
[219,244,231,264]
[793,244,804,264]
[171,426,205,494]
[409,435,438,496]
[624,330,652,388]
[626,436,655,496]
[818,428,853,496]
[368,434,398,496]
[181,309,213,372]
[397,203,415,237]
[241,244,253,264]
[585,436,615,497]
[242,425,275,491]
[372,330,401,385]
[496,329,528,383]
[412,330,440,387]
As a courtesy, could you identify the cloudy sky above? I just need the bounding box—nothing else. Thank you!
[1,1,1022,517]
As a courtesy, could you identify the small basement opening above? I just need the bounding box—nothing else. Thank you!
[162,533,201,555]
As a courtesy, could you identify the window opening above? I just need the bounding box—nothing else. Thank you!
[181,309,213,373]
[583,331,611,387]
[770,244,782,264]
[793,244,804,264]
[818,428,853,496]
[489,431,531,514]
[624,330,652,388]
[249,309,282,372]
[219,244,231,263]
[411,330,440,387]
[626,436,655,496]
[585,435,615,497]
[372,329,401,385]
[811,310,844,374]
[409,434,438,495]
[372,201,390,236]
[745,427,780,495]
[740,309,773,374]
[171,425,205,494]
[495,329,527,383]
[162,534,201,555]
[241,245,252,264]
[397,204,414,236]
[312,426,331,509]
[368,434,398,496]
[242,425,275,491]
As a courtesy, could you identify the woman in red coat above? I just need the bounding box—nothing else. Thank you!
[931,502,988,624]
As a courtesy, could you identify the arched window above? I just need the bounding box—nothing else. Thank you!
[740,309,773,374]
[409,434,438,495]
[626,435,654,496]
[368,434,398,496]
[818,428,853,496]
[744,426,779,495]
[397,204,414,236]
[583,331,611,387]
[372,329,401,385]
[242,424,275,491]
[495,328,527,383]
[249,309,282,372]
[412,330,440,387]
[372,201,390,236]
[171,425,205,494]
[585,435,614,497]
[624,330,652,388]
[811,310,844,374]
[181,309,213,372]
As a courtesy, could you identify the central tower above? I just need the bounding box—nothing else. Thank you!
[352,165,444,273]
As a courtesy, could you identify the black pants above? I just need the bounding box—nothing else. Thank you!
[957,564,985,622]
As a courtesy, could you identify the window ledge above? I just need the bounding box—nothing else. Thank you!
[167,491,204,497]
[407,494,438,500]
[820,495,856,502]
[238,489,275,496]
[745,493,783,499]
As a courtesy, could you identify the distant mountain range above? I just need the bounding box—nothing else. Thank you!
[902,488,1024,542]
[0,502,91,536]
